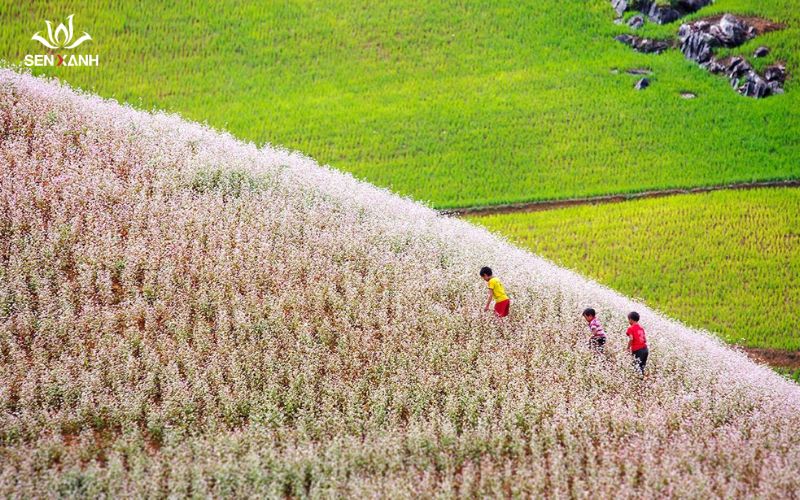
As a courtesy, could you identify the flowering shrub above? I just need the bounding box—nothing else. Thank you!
[0,69,798,498]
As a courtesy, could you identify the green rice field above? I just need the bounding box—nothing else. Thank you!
[1,0,798,208]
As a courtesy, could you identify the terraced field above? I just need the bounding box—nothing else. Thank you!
[469,188,800,351]
[1,0,798,208]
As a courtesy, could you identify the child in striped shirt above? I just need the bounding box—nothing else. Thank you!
[582,308,606,353]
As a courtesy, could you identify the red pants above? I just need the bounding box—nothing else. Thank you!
[494,299,510,317]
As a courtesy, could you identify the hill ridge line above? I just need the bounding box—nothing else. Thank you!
[442,179,800,216]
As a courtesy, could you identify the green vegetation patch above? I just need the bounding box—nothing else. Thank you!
[1,0,798,208]
[469,188,800,350]
[777,368,800,383]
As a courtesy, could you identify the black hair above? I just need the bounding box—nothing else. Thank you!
[479,266,492,277]
[582,308,596,318]
[628,311,640,321]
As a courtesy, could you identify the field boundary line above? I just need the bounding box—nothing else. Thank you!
[442,179,800,216]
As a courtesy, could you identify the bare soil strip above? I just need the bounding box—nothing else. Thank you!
[442,179,800,217]
[741,346,800,370]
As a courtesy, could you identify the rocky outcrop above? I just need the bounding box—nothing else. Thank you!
[610,1,789,99]
[634,78,650,90]
[706,58,783,97]
[678,15,784,98]
[678,15,755,65]
[679,14,755,54]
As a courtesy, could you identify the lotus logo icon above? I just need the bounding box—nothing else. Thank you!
[32,14,92,50]
[24,14,99,67]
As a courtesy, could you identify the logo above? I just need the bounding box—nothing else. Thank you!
[24,14,99,67]
[32,14,92,49]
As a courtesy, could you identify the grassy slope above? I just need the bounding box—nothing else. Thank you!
[1,70,799,497]
[0,0,797,208]
[469,188,800,351]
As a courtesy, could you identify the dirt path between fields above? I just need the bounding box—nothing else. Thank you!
[741,346,800,371]
[441,179,800,217]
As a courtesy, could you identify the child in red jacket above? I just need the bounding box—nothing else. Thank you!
[626,311,649,377]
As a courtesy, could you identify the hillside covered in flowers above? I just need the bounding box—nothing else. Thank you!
[1,69,798,497]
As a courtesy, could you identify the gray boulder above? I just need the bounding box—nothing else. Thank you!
[628,14,645,29]
[704,58,726,74]
[767,81,785,95]
[753,46,770,57]
[615,34,673,54]
[635,77,650,90]
[764,64,786,83]
[612,0,628,16]
[710,14,755,47]
[680,31,715,63]
[647,3,682,24]
[724,56,752,79]
[678,20,708,39]
[737,74,770,98]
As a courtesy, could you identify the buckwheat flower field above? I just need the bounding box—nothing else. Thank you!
[0,69,798,497]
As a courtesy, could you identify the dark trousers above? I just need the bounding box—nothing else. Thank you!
[632,348,649,374]
[589,336,606,353]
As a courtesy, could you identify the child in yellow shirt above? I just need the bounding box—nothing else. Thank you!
[480,267,510,317]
